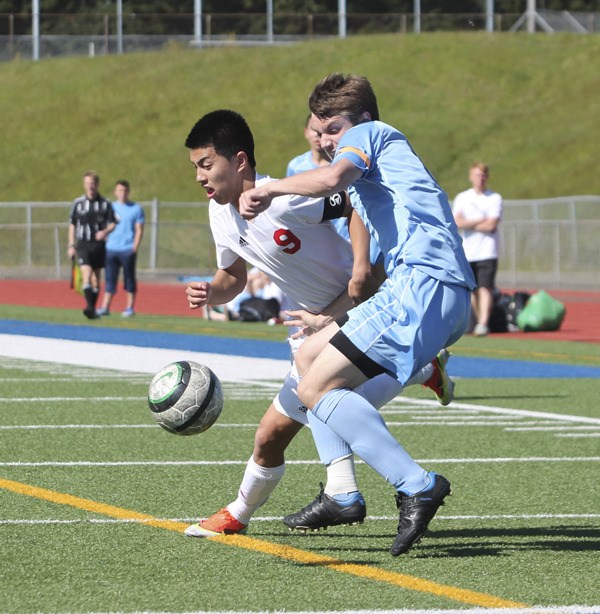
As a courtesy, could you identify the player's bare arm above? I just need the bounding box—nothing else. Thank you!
[239,160,362,220]
[67,224,76,258]
[347,209,378,304]
[187,257,247,310]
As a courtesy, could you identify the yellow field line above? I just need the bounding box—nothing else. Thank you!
[1,477,527,609]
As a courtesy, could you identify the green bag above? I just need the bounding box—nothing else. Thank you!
[516,290,566,332]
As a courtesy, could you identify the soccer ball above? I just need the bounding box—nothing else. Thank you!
[148,360,223,435]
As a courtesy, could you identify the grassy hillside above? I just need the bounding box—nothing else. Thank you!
[1,33,599,201]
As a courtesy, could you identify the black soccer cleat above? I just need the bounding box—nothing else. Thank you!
[282,483,366,532]
[390,473,451,556]
[83,307,99,319]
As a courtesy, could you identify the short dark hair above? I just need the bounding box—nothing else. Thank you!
[115,179,130,190]
[309,73,380,123]
[185,109,256,169]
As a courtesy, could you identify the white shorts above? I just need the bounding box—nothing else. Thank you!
[272,329,310,425]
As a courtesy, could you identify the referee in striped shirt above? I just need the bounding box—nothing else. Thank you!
[67,171,116,319]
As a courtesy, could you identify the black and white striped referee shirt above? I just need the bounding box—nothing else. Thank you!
[69,194,116,242]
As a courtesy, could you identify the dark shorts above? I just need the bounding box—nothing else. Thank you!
[105,250,137,294]
[76,241,106,270]
[470,259,498,290]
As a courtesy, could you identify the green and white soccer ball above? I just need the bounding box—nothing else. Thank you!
[148,360,223,435]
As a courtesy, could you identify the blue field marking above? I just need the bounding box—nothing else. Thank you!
[3,319,600,379]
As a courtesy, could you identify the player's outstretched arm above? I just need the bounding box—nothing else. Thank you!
[239,160,361,220]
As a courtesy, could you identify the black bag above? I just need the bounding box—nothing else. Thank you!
[489,290,531,333]
[237,297,281,322]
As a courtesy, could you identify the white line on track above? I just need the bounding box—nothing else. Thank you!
[1,457,598,467]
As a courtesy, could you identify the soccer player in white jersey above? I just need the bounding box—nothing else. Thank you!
[182,110,454,539]
[239,74,477,556]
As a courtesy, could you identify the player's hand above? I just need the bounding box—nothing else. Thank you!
[186,281,211,310]
[284,309,329,339]
[348,268,378,305]
[239,185,274,220]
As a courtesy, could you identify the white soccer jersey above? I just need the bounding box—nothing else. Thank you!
[209,175,353,313]
[452,188,503,262]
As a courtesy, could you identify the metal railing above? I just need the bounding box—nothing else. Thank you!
[2,10,598,61]
[1,196,599,290]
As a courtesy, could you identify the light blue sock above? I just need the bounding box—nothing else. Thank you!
[311,388,430,495]
[307,410,352,465]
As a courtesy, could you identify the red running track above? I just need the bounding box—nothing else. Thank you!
[1,280,599,343]
[0,279,197,318]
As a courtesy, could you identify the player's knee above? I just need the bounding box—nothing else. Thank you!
[297,378,320,411]
[253,426,286,466]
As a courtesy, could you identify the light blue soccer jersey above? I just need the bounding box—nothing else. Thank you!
[287,149,384,265]
[334,121,475,290]
[286,150,316,177]
[106,201,145,252]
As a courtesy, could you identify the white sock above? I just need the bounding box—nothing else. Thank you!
[227,456,285,525]
[323,455,359,497]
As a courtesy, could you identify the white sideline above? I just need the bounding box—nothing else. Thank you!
[0,334,290,383]
[2,513,599,526]
[3,334,600,428]
[1,456,598,467]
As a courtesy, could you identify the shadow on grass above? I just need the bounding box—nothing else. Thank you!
[258,524,600,560]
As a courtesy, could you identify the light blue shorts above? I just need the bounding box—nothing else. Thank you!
[336,264,471,385]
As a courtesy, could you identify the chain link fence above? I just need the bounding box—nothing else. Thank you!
[1,10,598,62]
[1,196,599,290]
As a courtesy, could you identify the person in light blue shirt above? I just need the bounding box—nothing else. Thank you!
[286,114,331,177]
[287,115,384,266]
[97,180,145,317]
[240,73,476,557]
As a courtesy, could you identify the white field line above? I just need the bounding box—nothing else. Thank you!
[556,433,600,438]
[1,457,598,467]
[28,606,600,614]
[0,397,146,402]
[0,423,257,430]
[0,376,150,382]
[383,396,600,425]
[2,513,600,528]
[0,420,567,430]
[505,426,600,431]
[1,334,599,427]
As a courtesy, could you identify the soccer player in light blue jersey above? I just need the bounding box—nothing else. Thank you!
[240,73,476,556]
[286,114,331,177]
